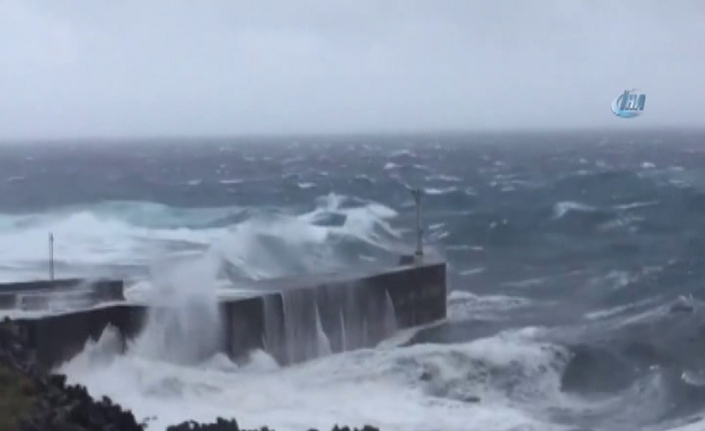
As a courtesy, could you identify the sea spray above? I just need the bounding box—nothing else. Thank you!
[262,293,285,363]
[130,252,224,365]
[281,289,319,364]
[315,302,332,357]
[384,289,398,336]
[339,309,348,352]
[58,324,125,374]
[280,291,296,364]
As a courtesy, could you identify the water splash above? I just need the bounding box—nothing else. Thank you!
[339,309,348,352]
[262,294,284,361]
[384,289,398,336]
[0,196,401,284]
[315,303,332,357]
[130,253,224,366]
[287,289,324,364]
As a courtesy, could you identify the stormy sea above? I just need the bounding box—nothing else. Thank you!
[1,129,705,431]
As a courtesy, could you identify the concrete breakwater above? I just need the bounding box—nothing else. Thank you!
[0,278,124,310]
[4,258,447,370]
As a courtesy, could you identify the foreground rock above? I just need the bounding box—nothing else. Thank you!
[0,317,380,431]
[0,317,143,431]
[167,420,380,431]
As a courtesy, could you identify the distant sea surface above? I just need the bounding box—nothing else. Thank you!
[2,130,705,431]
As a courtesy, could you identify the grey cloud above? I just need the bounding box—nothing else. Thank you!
[0,0,703,140]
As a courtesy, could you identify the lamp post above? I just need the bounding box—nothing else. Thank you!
[411,188,423,259]
[49,232,54,282]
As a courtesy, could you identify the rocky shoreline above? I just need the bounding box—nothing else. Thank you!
[0,318,379,431]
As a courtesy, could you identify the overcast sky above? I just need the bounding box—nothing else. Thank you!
[0,0,703,140]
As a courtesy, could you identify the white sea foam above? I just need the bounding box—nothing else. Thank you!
[36,229,570,431]
[60,326,570,431]
[424,186,458,195]
[552,201,596,219]
[0,196,400,283]
[0,195,577,431]
[448,290,533,321]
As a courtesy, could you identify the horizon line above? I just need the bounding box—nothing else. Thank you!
[2,125,704,145]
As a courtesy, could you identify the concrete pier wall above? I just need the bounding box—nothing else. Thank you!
[15,305,146,369]
[11,260,447,369]
[0,279,124,310]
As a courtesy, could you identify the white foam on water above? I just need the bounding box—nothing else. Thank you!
[424,186,458,195]
[660,419,705,431]
[0,210,222,279]
[448,290,532,321]
[314,303,332,357]
[384,289,397,336]
[339,309,348,352]
[459,267,486,276]
[0,196,401,283]
[0,196,577,430]
[375,319,447,350]
[60,328,570,431]
[552,201,596,219]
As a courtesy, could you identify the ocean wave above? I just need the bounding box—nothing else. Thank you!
[5,137,705,430]
[0,201,245,230]
[0,195,404,282]
[425,174,462,183]
[613,200,660,211]
[59,325,569,431]
[447,291,533,321]
[296,182,316,190]
[553,307,705,429]
[425,186,459,195]
[552,201,596,219]
[219,178,244,185]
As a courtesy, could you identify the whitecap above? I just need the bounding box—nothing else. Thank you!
[552,201,596,219]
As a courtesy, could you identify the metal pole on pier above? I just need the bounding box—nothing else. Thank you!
[49,232,54,282]
[411,188,424,259]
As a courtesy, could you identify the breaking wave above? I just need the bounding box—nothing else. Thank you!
[59,321,573,431]
[8,136,705,431]
[0,194,404,283]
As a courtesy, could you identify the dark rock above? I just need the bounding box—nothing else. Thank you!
[1,318,144,431]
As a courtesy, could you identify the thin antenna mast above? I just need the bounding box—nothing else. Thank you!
[411,188,424,259]
[49,232,54,282]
